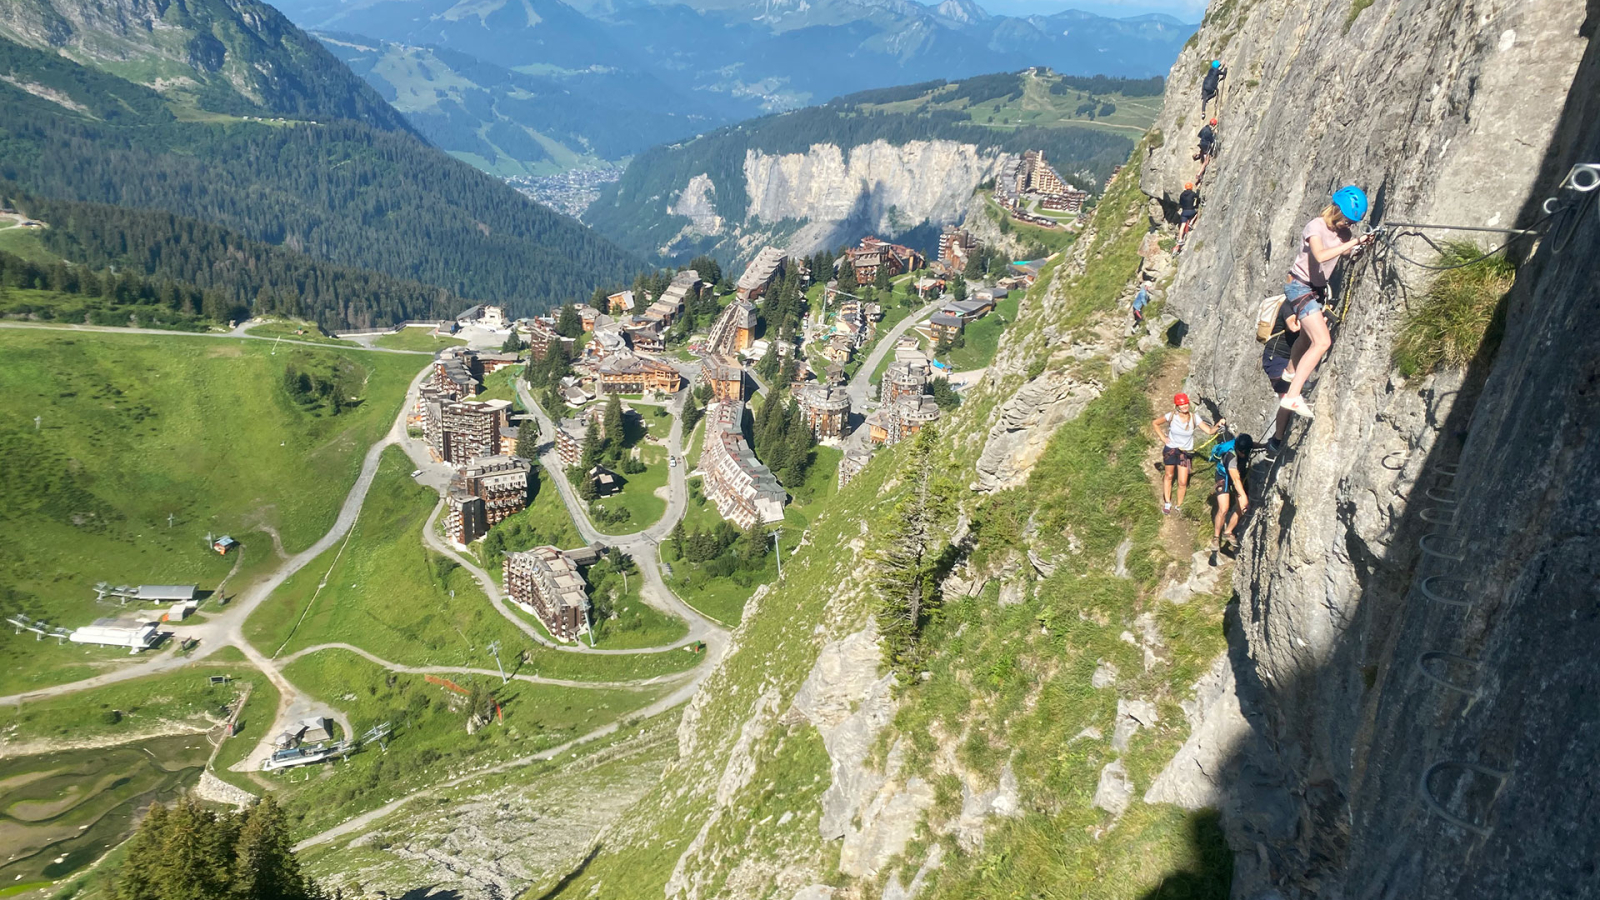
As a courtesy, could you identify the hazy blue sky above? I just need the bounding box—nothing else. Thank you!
[979,0,1207,22]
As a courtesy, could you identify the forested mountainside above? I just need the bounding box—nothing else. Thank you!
[0,0,412,128]
[318,33,726,177]
[586,69,1152,262]
[0,4,639,326]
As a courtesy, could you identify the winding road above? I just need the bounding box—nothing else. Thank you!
[3,322,733,849]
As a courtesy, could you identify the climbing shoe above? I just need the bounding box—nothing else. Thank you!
[1265,437,1282,458]
[1280,396,1314,418]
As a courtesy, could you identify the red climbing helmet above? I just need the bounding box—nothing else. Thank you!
[1209,118,1218,125]
[1174,393,1190,406]
[1184,182,1194,190]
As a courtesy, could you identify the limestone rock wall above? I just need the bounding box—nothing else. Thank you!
[664,140,1008,258]
[1138,0,1596,896]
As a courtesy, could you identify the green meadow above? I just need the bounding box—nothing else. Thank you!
[0,330,419,693]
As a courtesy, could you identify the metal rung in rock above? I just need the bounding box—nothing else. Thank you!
[1420,576,1473,608]
[1416,652,1482,697]
[1381,451,1409,471]
[1431,462,1461,476]
[1419,760,1509,837]
[1420,534,1466,561]
[1425,487,1459,504]
[1420,507,1460,526]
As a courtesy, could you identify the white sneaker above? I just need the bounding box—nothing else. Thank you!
[1280,395,1314,418]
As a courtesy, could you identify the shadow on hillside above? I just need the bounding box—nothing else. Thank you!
[1139,810,1233,900]
[397,888,462,900]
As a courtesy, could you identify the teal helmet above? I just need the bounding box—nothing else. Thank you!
[1211,60,1222,69]
[1332,185,1369,222]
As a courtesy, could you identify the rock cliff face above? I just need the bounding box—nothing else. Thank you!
[664,140,1007,258]
[1138,0,1598,895]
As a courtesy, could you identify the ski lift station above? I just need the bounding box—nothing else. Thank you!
[94,583,197,604]
[69,620,161,652]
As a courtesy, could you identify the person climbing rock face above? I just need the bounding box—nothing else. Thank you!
[1260,297,1300,457]
[1279,186,1376,418]
[1198,118,1218,163]
[1201,60,1226,113]
[1209,432,1248,555]
[1152,393,1222,515]
[1178,183,1200,233]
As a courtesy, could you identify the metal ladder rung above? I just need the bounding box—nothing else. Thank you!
[1419,760,1509,837]
[1420,576,1473,607]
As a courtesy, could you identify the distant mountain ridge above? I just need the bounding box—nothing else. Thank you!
[271,0,1193,177]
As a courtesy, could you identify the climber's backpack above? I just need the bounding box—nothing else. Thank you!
[1255,294,1283,343]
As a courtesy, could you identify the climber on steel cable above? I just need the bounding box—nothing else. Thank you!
[1200,60,1226,113]
[1259,296,1300,458]
[1178,183,1200,238]
[1209,426,1249,557]
[1277,186,1376,419]
[1197,118,1218,165]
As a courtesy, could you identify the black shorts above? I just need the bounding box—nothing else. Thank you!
[1262,354,1292,395]
[1215,472,1231,496]
[1180,209,1197,223]
[1163,446,1192,469]
[1199,143,1214,156]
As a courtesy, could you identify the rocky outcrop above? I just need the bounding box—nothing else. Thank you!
[787,626,931,879]
[665,140,1009,258]
[1141,0,1596,896]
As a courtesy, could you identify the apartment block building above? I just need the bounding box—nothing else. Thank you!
[504,546,590,642]
[736,247,787,301]
[701,354,746,403]
[445,455,531,545]
[705,298,758,356]
[796,384,851,440]
[596,352,683,395]
[701,401,785,529]
[422,395,514,466]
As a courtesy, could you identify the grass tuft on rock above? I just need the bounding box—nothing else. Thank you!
[1391,242,1516,380]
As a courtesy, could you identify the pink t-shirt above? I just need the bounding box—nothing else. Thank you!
[1289,216,1352,287]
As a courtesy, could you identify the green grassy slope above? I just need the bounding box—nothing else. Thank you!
[0,330,417,694]
[545,143,1233,899]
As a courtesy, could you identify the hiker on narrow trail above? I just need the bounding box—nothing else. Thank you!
[1152,393,1223,515]
[1279,186,1375,418]
[1260,297,1300,457]
[1209,431,1248,553]
[1131,280,1153,333]
[1200,60,1226,113]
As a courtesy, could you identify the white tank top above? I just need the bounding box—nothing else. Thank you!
[1165,412,1196,450]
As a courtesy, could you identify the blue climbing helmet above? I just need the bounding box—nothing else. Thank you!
[1332,185,1369,222]
[1211,60,1222,69]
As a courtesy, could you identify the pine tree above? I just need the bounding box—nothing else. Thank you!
[232,796,313,900]
[870,427,956,674]
[501,332,523,353]
[556,303,583,337]
[952,278,968,302]
[603,396,625,460]
[515,420,539,460]
[838,258,857,292]
[874,264,892,292]
[668,519,686,558]
[738,523,768,568]
[963,249,984,281]
[582,420,603,471]
[113,803,168,900]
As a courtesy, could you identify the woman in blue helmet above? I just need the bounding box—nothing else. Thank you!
[1278,186,1374,417]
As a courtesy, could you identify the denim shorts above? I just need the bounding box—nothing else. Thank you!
[1285,280,1324,317]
